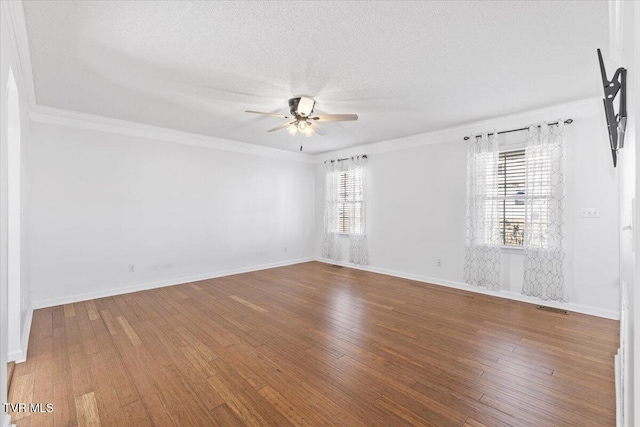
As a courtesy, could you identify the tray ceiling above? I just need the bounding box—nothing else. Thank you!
[22,1,609,153]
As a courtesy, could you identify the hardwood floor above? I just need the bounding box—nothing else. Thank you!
[8,261,618,426]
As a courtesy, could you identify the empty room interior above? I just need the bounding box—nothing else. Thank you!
[1,1,639,426]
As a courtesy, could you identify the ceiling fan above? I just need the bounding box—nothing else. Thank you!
[245,96,358,138]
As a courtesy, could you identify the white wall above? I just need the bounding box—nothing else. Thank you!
[28,122,315,307]
[315,98,620,318]
[617,1,639,425]
[0,14,10,426]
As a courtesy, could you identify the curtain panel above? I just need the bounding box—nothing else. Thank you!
[522,122,568,302]
[321,160,340,261]
[464,133,502,291]
[348,155,368,265]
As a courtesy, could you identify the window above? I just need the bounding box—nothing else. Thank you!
[497,149,525,246]
[336,168,363,234]
[322,156,368,263]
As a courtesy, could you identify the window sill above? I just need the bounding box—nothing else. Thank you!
[500,245,524,254]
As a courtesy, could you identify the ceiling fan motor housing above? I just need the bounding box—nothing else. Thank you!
[289,97,315,117]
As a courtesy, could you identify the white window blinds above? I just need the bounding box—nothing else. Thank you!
[497,149,526,246]
[337,169,363,234]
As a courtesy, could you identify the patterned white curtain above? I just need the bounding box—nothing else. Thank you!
[464,132,502,291]
[348,155,368,265]
[522,121,567,302]
[321,160,340,260]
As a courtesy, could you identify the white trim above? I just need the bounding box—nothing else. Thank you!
[30,105,315,163]
[634,3,640,426]
[3,0,601,163]
[7,124,21,362]
[32,257,314,309]
[314,257,619,320]
[7,305,32,364]
[617,280,628,427]
[19,306,33,361]
[313,97,601,162]
[2,413,12,427]
[608,0,624,65]
[1,0,36,108]
[500,245,524,254]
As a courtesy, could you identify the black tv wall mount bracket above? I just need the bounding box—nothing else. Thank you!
[598,48,627,167]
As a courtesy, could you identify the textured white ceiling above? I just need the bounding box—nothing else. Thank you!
[23,1,609,154]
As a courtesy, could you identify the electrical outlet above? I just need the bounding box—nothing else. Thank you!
[128,264,135,273]
[437,259,442,267]
[581,208,600,218]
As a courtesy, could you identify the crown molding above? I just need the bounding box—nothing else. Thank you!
[4,0,601,165]
[312,96,602,163]
[2,0,36,107]
[1,0,312,163]
[27,94,599,166]
[30,105,315,163]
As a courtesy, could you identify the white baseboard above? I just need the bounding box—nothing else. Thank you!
[7,305,33,363]
[6,350,21,364]
[314,257,619,320]
[28,256,619,320]
[32,257,315,309]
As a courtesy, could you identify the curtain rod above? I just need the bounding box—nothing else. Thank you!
[463,119,573,141]
[324,154,368,164]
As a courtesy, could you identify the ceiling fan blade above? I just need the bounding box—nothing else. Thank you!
[309,122,326,136]
[311,114,358,122]
[296,97,315,117]
[245,110,290,118]
[267,121,293,133]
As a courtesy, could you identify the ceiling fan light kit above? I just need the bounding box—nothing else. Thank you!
[245,96,359,147]
[286,121,315,137]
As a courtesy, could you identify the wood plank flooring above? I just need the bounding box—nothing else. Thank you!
[8,261,619,426]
